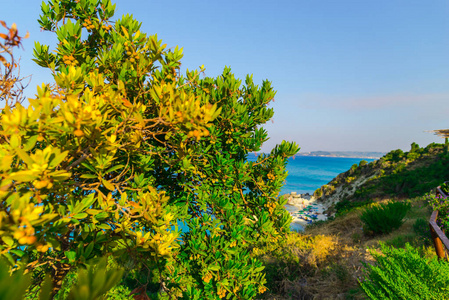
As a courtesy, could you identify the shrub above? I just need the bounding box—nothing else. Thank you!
[334,199,372,216]
[439,182,449,195]
[360,201,411,235]
[360,243,449,299]
[413,218,432,246]
[428,191,449,234]
[359,160,367,167]
[0,0,299,298]
[1,258,123,300]
[258,233,337,296]
[314,187,323,198]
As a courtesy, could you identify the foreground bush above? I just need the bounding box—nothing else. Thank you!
[0,258,122,300]
[361,201,411,235]
[257,232,338,298]
[0,0,299,298]
[428,188,449,234]
[360,243,449,299]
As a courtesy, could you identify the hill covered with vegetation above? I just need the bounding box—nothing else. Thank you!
[313,142,449,215]
[258,142,449,299]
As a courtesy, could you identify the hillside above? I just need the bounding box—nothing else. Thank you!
[260,142,447,299]
[313,142,449,215]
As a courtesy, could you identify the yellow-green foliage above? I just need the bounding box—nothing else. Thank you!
[0,0,299,298]
[323,184,335,196]
[345,176,355,184]
[313,187,323,198]
[0,258,123,300]
[257,232,339,297]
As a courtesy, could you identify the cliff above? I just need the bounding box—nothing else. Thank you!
[313,142,449,215]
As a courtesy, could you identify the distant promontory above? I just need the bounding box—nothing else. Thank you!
[295,151,386,159]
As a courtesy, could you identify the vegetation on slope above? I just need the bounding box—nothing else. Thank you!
[314,142,449,215]
[260,195,438,299]
[257,141,449,299]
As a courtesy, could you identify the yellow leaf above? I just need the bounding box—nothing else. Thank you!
[102,179,115,191]
[121,25,129,38]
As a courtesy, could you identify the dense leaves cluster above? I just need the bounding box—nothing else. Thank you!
[360,201,411,235]
[0,0,299,298]
[429,184,449,235]
[360,243,449,299]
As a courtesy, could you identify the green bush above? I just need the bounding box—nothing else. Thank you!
[0,0,299,298]
[413,218,432,246]
[361,201,411,235]
[439,182,449,195]
[2,258,123,300]
[428,189,449,235]
[334,199,372,216]
[360,243,449,299]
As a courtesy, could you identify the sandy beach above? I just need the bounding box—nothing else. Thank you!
[284,192,329,230]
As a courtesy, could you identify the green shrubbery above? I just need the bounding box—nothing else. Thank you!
[428,186,449,235]
[0,258,123,300]
[317,143,449,202]
[361,201,411,235]
[0,0,299,298]
[413,218,432,245]
[360,243,449,299]
[334,199,373,217]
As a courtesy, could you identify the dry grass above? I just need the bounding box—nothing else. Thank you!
[261,196,436,300]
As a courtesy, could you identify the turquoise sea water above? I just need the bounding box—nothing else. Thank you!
[248,153,376,196]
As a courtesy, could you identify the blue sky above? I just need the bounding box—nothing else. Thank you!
[3,0,449,153]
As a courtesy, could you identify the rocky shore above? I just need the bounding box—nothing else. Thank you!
[284,192,329,230]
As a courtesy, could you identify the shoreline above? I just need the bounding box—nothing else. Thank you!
[283,192,329,230]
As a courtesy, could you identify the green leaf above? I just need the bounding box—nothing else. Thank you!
[64,250,77,263]
[1,236,14,247]
[105,164,124,174]
[49,151,69,168]
[23,135,38,152]
[95,212,109,220]
[73,213,88,219]
[8,171,37,182]
[97,224,110,230]
[9,135,20,149]
[208,265,220,271]
[39,275,53,300]
[9,250,25,257]
[83,242,94,259]
[80,174,97,179]
[15,149,34,166]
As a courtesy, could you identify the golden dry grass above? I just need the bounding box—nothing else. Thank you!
[262,196,436,300]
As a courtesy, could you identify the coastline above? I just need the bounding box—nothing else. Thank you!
[283,192,329,231]
[297,155,380,159]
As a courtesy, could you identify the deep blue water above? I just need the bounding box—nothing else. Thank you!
[247,153,375,195]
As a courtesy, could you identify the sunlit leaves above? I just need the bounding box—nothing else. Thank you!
[0,0,301,298]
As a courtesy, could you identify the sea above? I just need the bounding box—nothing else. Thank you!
[247,154,376,231]
[247,154,376,196]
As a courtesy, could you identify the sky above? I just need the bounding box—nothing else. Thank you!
[2,0,449,153]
